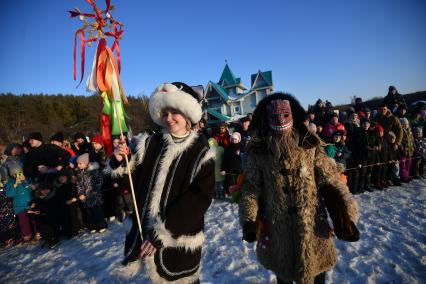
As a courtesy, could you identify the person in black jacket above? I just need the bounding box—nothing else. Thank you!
[107,82,214,283]
[23,132,71,181]
[383,85,405,113]
[28,181,60,249]
[55,169,82,238]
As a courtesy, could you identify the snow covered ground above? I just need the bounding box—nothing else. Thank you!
[1,179,425,283]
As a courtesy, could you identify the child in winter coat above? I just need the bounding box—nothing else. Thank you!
[5,163,40,241]
[385,131,401,186]
[75,153,107,233]
[55,169,83,237]
[221,132,242,196]
[325,130,351,167]
[399,118,415,182]
[371,124,388,189]
[28,182,60,249]
[412,127,426,179]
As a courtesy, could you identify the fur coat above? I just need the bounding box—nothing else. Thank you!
[239,134,359,284]
[106,131,215,284]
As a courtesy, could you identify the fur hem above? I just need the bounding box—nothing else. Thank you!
[103,132,150,178]
[193,147,215,179]
[148,131,204,250]
[152,217,205,252]
[145,256,200,284]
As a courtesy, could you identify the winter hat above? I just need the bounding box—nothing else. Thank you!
[38,181,53,191]
[389,85,397,92]
[4,143,21,156]
[399,117,409,126]
[149,82,204,127]
[231,132,241,143]
[413,127,423,136]
[332,130,344,137]
[29,132,43,142]
[375,123,384,134]
[308,122,317,133]
[240,116,250,123]
[76,153,89,166]
[51,132,64,143]
[387,131,396,141]
[74,132,86,141]
[91,134,103,145]
[8,161,23,177]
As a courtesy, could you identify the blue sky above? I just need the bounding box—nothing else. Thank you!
[0,0,425,108]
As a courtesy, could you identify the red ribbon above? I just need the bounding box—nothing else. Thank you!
[101,113,113,156]
[106,24,123,73]
[73,29,85,86]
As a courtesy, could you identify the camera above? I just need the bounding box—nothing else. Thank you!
[16,172,24,178]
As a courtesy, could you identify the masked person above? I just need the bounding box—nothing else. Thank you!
[108,82,214,284]
[239,93,360,284]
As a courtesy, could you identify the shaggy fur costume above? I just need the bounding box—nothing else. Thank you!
[239,93,359,284]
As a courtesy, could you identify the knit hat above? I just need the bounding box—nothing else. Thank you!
[231,132,241,143]
[149,82,204,127]
[76,153,89,165]
[308,122,317,133]
[387,131,396,141]
[8,161,23,177]
[375,123,384,134]
[399,117,409,126]
[51,132,64,143]
[91,134,103,145]
[389,85,397,92]
[413,127,423,136]
[29,132,43,142]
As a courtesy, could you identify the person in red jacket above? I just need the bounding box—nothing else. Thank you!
[212,122,230,148]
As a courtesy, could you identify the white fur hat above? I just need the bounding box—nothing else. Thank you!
[149,82,203,127]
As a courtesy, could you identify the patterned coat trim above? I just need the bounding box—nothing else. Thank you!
[145,255,201,284]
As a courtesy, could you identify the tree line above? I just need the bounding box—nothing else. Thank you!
[0,93,156,144]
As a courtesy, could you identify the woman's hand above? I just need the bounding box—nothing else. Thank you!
[140,240,157,258]
[113,141,129,162]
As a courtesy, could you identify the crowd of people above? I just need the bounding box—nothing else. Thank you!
[0,132,134,248]
[0,84,425,281]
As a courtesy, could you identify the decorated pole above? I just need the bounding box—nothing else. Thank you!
[69,0,143,242]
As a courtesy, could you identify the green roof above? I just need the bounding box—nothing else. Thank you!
[207,109,232,121]
[209,81,229,101]
[251,71,273,88]
[219,64,238,86]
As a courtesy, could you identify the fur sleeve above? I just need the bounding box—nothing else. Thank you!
[103,132,150,178]
[314,148,359,223]
[238,154,262,224]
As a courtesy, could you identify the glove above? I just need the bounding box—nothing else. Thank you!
[334,217,360,242]
[242,221,257,243]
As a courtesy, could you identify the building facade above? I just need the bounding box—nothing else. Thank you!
[205,64,274,125]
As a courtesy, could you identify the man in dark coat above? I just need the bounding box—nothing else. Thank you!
[23,132,71,180]
[383,85,405,112]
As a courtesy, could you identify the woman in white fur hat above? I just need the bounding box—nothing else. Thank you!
[107,82,214,284]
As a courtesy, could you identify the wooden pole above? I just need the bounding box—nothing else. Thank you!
[112,95,144,242]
